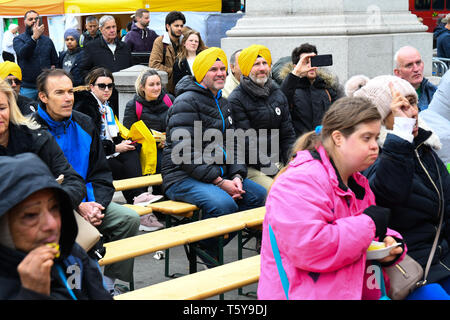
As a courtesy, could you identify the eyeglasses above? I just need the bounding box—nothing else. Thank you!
[6,78,22,86]
[95,83,115,90]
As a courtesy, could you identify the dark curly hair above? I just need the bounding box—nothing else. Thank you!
[291,43,318,65]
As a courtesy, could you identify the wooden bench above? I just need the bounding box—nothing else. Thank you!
[114,255,261,300]
[99,207,265,282]
[113,174,163,192]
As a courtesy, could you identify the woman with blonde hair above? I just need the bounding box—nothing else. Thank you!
[0,78,86,209]
[172,29,207,90]
[258,96,406,300]
[123,68,174,179]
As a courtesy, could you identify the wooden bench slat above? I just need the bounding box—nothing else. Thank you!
[113,174,163,191]
[98,207,265,266]
[114,255,261,300]
[122,204,152,216]
[147,200,199,214]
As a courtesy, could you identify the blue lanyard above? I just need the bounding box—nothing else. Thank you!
[56,264,78,300]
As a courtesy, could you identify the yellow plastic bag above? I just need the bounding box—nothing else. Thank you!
[116,117,157,175]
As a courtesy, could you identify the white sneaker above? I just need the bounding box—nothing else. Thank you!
[139,213,164,232]
[133,192,163,206]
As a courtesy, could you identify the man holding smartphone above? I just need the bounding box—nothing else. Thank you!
[280,43,341,137]
[13,10,58,100]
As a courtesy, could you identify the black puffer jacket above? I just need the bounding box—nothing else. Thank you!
[123,91,174,132]
[161,76,247,191]
[279,64,341,137]
[364,128,450,284]
[0,124,86,208]
[0,153,111,300]
[227,77,296,171]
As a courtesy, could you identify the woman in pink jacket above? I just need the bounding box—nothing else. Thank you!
[258,94,405,300]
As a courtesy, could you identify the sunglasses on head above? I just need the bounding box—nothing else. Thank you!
[6,78,22,86]
[95,83,115,90]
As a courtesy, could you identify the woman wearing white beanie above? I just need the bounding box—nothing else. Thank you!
[349,74,450,300]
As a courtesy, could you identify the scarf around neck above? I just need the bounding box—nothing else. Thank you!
[240,76,273,99]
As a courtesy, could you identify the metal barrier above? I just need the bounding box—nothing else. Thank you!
[432,57,449,77]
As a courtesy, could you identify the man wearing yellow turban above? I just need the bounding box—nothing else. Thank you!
[161,46,267,267]
[0,61,38,115]
[227,44,296,191]
[238,44,272,78]
[192,47,228,83]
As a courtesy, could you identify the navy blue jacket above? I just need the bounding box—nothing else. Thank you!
[57,47,85,87]
[364,129,450,283]
[436,28,450,59]
[418,78,437,111]
[13,29,58,89]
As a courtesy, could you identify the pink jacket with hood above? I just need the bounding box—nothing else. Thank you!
[257,145,405,300]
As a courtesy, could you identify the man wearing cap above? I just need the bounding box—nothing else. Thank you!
[227,44,296,191]
[161,47,266,266]
[0,61,38,115]
[436,14,450,60]
[393,46,437,111]
[57,29,84,87]
[13,10,58,100]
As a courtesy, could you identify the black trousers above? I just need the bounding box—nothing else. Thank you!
[2,51,15,62]
[107,148,147,204]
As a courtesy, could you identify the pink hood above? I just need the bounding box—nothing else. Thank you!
[257,145,404,300]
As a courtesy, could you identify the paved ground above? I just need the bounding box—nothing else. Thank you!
[109,191,259,300]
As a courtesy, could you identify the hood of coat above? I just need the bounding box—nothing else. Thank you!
[0,153,77,259]
[135,90,171,114]
[278,61,343,93]
[377,116,442,150]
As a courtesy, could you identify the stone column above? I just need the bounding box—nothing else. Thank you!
[113,65,168,122]
[221,0,432,82]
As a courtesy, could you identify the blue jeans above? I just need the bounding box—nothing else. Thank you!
[406,277,450,300]
[165,177,267,253]
[20,87,38,100]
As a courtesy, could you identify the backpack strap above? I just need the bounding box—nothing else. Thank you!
[324,88,332,103]
[135,101,143,120]
[162,94,173,107]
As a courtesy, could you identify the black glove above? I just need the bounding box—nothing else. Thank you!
[363,205,389,239]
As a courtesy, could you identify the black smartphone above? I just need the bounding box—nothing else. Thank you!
[310,54,333,67]
[38,16,43,25]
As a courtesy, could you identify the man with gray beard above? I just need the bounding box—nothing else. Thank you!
[228,44,296,191]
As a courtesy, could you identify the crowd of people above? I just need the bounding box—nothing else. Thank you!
[0,7,449,301]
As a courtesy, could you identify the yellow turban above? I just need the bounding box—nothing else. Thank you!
[0,61,22,80]
[238,44,272,77]
[192,47,228,83]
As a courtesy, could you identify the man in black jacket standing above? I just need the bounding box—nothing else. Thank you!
[162,47,266,266]
[80,15,132,115]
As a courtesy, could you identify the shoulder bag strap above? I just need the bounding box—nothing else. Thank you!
[417,151,445,286]
[268,223,290,299]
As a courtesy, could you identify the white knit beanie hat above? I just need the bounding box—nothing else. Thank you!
[351,75,418,121]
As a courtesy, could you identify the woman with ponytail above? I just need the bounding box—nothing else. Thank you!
[258,97,405,300]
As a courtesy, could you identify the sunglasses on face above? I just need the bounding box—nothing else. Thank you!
[6,78,22,86]
[95,83,115,90]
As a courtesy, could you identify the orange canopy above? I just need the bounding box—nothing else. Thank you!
[0,0,64,16]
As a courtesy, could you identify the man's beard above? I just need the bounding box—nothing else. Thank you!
[249,72,269,86]
[170,28,180,39]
